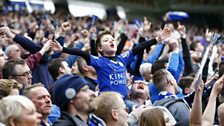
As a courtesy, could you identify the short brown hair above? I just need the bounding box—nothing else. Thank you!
[152,69,169,91]
[95,31,111,55]
[178,76,194,94]
[48,58,65,81]
[2,59,26,79]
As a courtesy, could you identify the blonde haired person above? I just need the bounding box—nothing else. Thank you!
[93,91,128,126]
[0,95,41,126]
[0,79,22,99]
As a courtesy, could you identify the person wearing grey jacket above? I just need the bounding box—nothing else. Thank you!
[152,69,190,126]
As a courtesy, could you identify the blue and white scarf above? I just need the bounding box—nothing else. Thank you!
[157,91,178,100]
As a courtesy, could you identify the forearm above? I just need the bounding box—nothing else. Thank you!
[39,48,46,56]
[190,93,202,125]
[66,42,84,67]
[133,36,146,75]
[147,43,164,63]
[62,47,91,64]
[116,33,128,55]
[90,39,98,56]
[167,52,179,76]
[13,34,42,53]
[132,38,157,56]
[174,53,184,81]
[181,38,193,75]
[135,52,144,76]
[202,92,218,126]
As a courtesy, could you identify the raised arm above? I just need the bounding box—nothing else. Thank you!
[51,40,91,64]
[1,26,42,53]
[129,37,146,77]
[116,33,128,55]
[202,75,224,126]
[132,28,171,56]
[66,42,84,68]
[167,36,180,78]
[190,75,204,126]
[147,43,165,64]
[177,22,194,76]
[25,40,51,70]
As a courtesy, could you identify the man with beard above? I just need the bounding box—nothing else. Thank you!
[52,74,105,126]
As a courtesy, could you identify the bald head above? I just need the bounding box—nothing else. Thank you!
[4,44,21,60]
[140,63,152,82]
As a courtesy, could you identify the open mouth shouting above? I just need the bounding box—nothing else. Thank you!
[110,43,115,48]
[137,84,145,90]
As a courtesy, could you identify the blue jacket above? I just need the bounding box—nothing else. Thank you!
[147,43,164,63]
[48,104,61,123]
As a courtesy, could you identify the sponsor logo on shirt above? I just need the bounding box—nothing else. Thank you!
[109,72,126,85]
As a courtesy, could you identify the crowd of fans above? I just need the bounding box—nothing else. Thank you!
[0,9,224,126]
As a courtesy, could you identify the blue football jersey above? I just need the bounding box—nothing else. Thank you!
[90,50,134,98]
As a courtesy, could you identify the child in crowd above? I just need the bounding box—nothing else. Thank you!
[51,27,171,98]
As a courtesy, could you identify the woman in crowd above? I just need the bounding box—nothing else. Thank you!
[0,95,41,126]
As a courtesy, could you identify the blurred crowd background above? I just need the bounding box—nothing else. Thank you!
[0,0,224,51]
[0,0,224,126]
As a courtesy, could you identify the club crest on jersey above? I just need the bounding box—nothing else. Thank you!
[118,62,124,67]
[121,51,130,58]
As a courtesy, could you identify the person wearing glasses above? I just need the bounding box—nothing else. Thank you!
[125,80,151,113]
[2,59,32,89]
